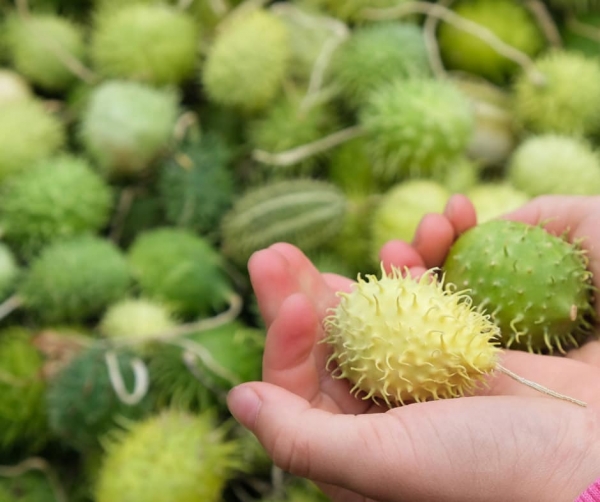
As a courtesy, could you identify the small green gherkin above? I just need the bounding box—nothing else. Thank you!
[443,220,596,353]
[220,178,348,267]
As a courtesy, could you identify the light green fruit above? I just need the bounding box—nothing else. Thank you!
[513,50,600,137]
[202,9,290,111]
[91,4,198,86]
[303,0,411,23]
[80,80,179,180]
[0,243,19,301]
[327,137,380,196]
[95,410,240,502]
[99,298,176,340]
[507,134,600,196]
[466,182,530,223]
[440,156,480,194]
[370,180,451,262]
[0,99,65,183]
[20,236,131,323]
[4,13,86,92]
[360,78,474,182]
[438,0,544,84]
[324,267,501,405]
[0,69,32,104]
[0,155,113,258]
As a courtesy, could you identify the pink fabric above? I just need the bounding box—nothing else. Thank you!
[576,479,600,502]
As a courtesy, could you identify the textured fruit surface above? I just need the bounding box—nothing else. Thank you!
[95,410,240,502]
[324,267,501,405]
[443,220,595,353]
[99,298,176,340]
[466,182,530,223]
[304,0,409,22]
[0,68,32,104]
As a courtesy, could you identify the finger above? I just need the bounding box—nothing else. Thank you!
[379,239,426,274]
[412,213,455,268]
[567,339,600,369]
[322,273,354,294]
[444,193,477,234]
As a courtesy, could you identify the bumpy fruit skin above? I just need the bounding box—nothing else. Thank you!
[443,220,596,353]
[324,267,501,406]
[99,298,176,340]
[4,13,86,92]
[507,134,600,196]
[20,236,131,323]
[0,69,32,104]
[0,155,113,258]
[303,0,409,22]
[95,410,240,502]
[80,80,179,179]
[513,50,600,137]
[0,243,19,301]
[220,179,348,267]
[438,0,544,84]
[466,182,530,223]
[360,78,474,182]
[202,9,290,111]
[330,22,430,108]
[127,228,233,318]
[91,4,198,86]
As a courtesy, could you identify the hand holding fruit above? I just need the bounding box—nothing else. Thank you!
[228,194,600,502]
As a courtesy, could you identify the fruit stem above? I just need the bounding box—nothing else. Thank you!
[105,350,150,406]
[496,364,587,407]
[0,457,68,502]
[422,0,452,79]
[0,294,23,322]
[176,338,241,387]
[524,0,563,48]
[565,16,600,43]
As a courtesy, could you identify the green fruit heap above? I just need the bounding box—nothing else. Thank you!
[220,178,348,267]
[19,236,131,323]
[95,410,241,502]
[513,50,600,137]
[323,267,501,406]
[0,155,113,258]
[438,0,545,84]
[47,345,153,451]
[359,78,474,182]
[0,243,18,302]
[127,228,234,318]
[0,327,48,456]
[330,22,430,108]
[91,4,198,86]
[443,220,596,353]
[202,9,290,111]
[4,13,86,92]
[507,134,600,197]
[80,80,179,180]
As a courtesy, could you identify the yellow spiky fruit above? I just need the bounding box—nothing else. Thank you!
[323,267,501,406]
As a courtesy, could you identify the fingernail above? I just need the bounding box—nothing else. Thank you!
[227,385,261,430]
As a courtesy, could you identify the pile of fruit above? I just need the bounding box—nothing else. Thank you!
[0,0,599,500]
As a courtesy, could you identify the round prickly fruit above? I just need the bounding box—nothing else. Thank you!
[4,13,86,92]
[443,220,596,353]
[80,80,179,180]
[324,267,501,405]
[330,22,430,108]
[47,346,153,451]
[359,78,474,182]
[438,0,544,84]
[220,178,348,267]
[0,99,65,183]
[0,155,113,258]
[95,410,240,502]
[466,182,529,223]
[0,243,19,301]
[513,50,600,137]
[202,9,290,111]
[20,236,131,323]
[91,4,198,86]
[440,156,480,194]
[507,134,600,196]
[0,69,32,104]
[327,137,379,196]
[127,228,233,318]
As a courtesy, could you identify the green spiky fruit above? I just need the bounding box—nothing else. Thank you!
[443,220,596,353]
[149,321,264,411]
[0,155,113,258]
[99,298,177,341]
[359,78,474,182]
[0,69,32,104]
[80,80,179,180]
[466,182,529,223]
[0,99,65,183]
[47,346,154,451]
[20,236,131,323]
[4,13,86,92]
[95,410,240,502]
[202,9,290,111]
[0,243,18,301]
[327,138,379,196]
[330,22,430,108]
[158,132,235,236]
[127,228,233,318]
[0,471,57,502]
[440,156,480,194]
[513,50,600,137]
[438,0,545,84]
[324,267,501,405]
[303,0,410,23]
[507,134,600,196]
[91,4,198,86]
[220,178,348,267]
[0,327,48,455]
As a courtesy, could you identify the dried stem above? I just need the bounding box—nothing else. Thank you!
[0,294,23,322]
[108,187,137,244]
[525,0,562,47]
[0,457,67,502]
[423,0,453,79]
[105,351,150,406]
[566,17,600,43]
[177,339,239,387]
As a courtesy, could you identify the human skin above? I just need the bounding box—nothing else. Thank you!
[227,194,600,502]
